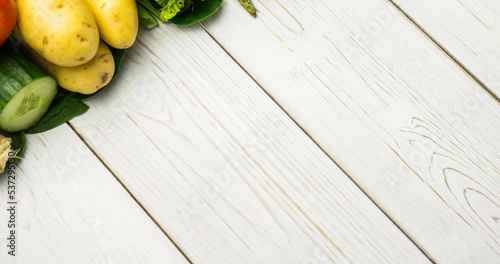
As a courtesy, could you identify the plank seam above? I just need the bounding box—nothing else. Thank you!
[197,22,437,264]
[67,122,194,264]
[386,0,500,103]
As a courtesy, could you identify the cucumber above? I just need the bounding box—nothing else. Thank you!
[0,42,57,132]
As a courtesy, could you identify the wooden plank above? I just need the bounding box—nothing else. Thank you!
[390,0,500,98]
[69,24,431,263]
[0,126,188,263]
[198,0,500,263]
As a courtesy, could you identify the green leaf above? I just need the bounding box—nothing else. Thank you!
[60,47,125,101]
[0,129,26,165]
[136,0,162,18]
[170,0,223,25]
[26,96,89,134]
[159,0,185,21]
[138,3,159,29]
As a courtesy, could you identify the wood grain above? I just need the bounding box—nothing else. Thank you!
[198,0,500,263]
[0,126,188,264]
[69,24,431,263]
[391,0,500,98]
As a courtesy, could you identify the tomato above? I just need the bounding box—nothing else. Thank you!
[0,0,17,46]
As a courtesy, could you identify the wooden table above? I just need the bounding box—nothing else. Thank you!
[1,0,499,263]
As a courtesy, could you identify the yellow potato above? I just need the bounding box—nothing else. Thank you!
[17,0,100,67]
[85,0,139,49]
[26,41,115,95]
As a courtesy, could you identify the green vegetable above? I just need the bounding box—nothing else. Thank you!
[137,0,222,26]
[170,0,223,25]
[238,0,256,17]
[138,3,159,29]
[136,0,162,18]
[0,42,58,132]
[159,0,186,21]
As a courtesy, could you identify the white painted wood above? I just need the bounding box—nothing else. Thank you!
[198,0,500,263]
[69,24,431,263]
[0,126,188,264]
[391,0,500,97]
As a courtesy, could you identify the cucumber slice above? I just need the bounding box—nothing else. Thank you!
[0,41,58,132]
[0,77,57,132]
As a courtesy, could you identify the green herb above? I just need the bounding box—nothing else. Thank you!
[170,0,223,25]
[159,0,186,21]
[138,4,159,29]
[137,0,162,18]
[136,0,223,26]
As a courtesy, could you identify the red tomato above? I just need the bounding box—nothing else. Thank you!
[0,0,17,46]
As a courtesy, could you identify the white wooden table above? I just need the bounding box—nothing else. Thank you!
[1,0,499,263]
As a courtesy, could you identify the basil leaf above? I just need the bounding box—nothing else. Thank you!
[170,0,223,25]
[26,96,89,134]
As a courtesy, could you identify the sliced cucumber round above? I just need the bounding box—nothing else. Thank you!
[0,77,57,132]
[0,41,58,132]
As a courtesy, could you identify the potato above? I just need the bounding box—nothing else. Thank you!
[26,41,115,95]
[86,0,139,49]
[17,0,100,67]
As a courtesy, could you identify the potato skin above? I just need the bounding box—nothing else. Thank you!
[27,41,115,95]
[17,0,99,67]
[86,0,138,49]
